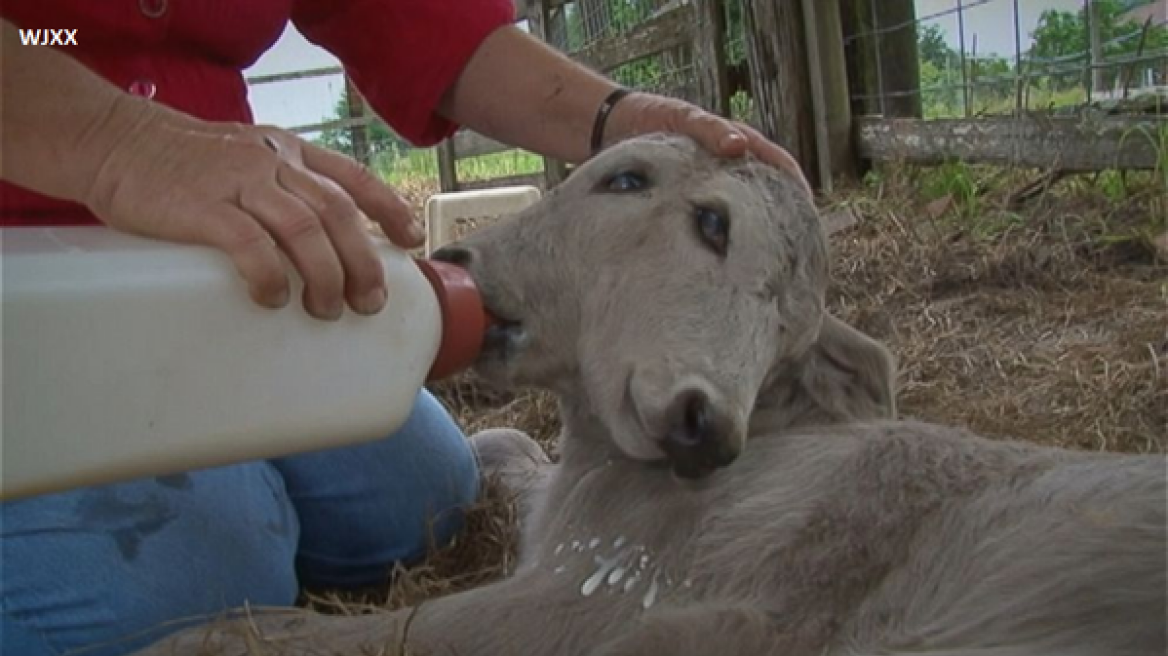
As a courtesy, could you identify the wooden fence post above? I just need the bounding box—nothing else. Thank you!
[839,0,873,117]
[526,0,570,188]
[876,0,922,118]
[804,0,856,189]
[693,0,731,117]
[743,0,818,186]
[840,0,921,119]
[1087,0,1105,99]
[743,0,855,190]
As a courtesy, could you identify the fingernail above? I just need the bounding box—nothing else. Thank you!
[314,296,343,321]
[262,286,290,309]
[357,287,387,315]
[718,132,746,151]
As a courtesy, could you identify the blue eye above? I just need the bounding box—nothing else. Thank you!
[606,171,647,192]
[695,206,729,254]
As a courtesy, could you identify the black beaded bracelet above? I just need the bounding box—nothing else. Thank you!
[590,88,631,156]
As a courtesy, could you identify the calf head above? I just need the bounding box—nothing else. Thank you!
[433,135,842,478]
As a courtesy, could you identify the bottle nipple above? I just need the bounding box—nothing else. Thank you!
[413,258,492,381]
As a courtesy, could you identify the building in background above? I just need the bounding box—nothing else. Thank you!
[1117,0,1167,90]
[1119,0,1166,24]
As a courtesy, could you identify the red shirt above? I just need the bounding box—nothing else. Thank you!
[1,0,515,226]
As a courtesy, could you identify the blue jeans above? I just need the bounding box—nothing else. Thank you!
[1,390,479,656]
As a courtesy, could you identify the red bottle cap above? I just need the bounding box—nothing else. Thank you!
[414,258,492,382]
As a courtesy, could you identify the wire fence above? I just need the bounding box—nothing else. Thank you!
[844,0,1168,119]
[242,0,714,189]
[548,0,705,105]
[244,0,1168,188]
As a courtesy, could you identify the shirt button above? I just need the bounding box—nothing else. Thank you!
[139,0,167,18]
[129,79,157,99]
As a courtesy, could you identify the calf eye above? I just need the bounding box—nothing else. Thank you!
[605,171,647,192]
[695,206,729,255]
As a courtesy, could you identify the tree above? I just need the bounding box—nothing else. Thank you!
[313,93,408,159]
[1031,7,1087,60]
[918,24,957,70]
[1029,0,1168,90]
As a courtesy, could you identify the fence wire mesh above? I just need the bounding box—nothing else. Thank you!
[243,0,743,188]
[244,0,1168,190]
[543,0,707,108]
[549,0,675,52]
[843,0,1168,119]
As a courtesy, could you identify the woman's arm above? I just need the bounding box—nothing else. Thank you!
[1,19,422,321]
[437,25,807,183]
[289,1,804,184]
[0,19,147,204]
[435,25,619,165]
[290,0,517,148]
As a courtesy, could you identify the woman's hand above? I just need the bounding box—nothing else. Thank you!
[81,101,425,321]
[3,17,420,321]
[601,92,813,196]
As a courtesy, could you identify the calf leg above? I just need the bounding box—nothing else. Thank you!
[130,575,549,656]
[471,428,554,531]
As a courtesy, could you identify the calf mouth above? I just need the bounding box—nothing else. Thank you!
[481,313,528,362]
[471,278,531,366]
[658,390,742,480]
[628,376,743,480]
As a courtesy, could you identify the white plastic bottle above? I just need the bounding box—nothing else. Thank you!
[0,225,490,501]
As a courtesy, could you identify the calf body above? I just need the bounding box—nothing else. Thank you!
[134,136,1165,656]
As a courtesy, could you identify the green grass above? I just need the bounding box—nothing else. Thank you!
[456,151,544,181]
[372,147,544,187]
[921,84,1132,119]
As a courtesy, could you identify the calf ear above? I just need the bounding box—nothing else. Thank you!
[752,164,895,427]
[756,314,897,429]
[799,314,897,421]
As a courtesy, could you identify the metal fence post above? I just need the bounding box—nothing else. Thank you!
[343,75,371,166]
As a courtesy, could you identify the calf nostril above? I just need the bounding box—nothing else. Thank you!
[680,392,710,447]
[661,386,740,479]
[668,389,711,449]
[431,245,473,267]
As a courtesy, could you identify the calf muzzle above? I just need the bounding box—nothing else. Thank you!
[659,388,741,479]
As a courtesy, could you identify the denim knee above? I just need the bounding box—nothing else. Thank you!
[270,389,480,590]
[0,463,300,656]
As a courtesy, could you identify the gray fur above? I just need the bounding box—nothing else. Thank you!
[133,135,1165,656]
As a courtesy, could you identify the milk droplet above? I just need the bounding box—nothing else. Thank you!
[555,566,566,575]
[607,566,627,586]
[581,554,621,597]
[572,540,583,552]
[643,571,661,609]
[588,537,600,550]
[554,543,565,555]
[613,536,626,549]
[623,576,638,593]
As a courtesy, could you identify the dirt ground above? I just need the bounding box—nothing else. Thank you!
[310,165,1166,613]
